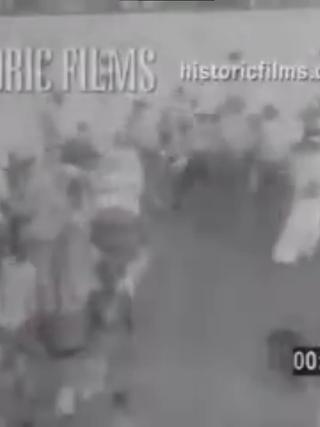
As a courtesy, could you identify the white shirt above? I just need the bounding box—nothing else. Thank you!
[272,196,320,264]
[94,147,144,216]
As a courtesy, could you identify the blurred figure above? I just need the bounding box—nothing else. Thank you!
[124,98,167,213]
[0,232,37,336]
[219,94,251,158]
[3,153,35,259]
[157,86,199,210]
[246,112,264,194]
[21,150,70,319]
[169,108,220,211]
[222,50,253,106]
[167,115,196,210]
[43,171,99,356]
[248,103,301,240]
[91,130,148,332]
[38,90,65,159]
[0,232,40,427]
[124,98,151,147]
[60,121,101,172]
[272,105,320,264]
[218,95,253,202]
[89,131,149,408]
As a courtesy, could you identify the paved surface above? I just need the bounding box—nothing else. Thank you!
[130,184,320,427]
[23,176,320,427]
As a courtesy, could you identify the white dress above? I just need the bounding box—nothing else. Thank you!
[272,196,320,264]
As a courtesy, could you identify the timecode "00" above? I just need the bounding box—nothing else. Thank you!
[292,347,320,376]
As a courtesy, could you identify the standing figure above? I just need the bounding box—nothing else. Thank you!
[90,131,150,408]
[4,153,36,258]
[218,94,252,222]
[124,98,166,213]
[21,151,70,319]
[170,108,219,211]
[0,232,40,427]
[250,104,300,243]
[91,131,148,332]
[272,106,320,264]
[42,167,99,356]
[157,86,197,210]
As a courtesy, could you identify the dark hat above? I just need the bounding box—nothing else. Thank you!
[261,104,279,121]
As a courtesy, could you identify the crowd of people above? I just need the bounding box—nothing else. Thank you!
[0,88,151,424]
[150,51,320,267]
[0,47,319,423]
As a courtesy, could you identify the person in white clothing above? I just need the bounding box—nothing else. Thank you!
[272,108,320,264]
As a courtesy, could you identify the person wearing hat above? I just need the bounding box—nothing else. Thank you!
[272,108,320,265]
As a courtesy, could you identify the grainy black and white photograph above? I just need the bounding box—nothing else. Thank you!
[1,1,320,426]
